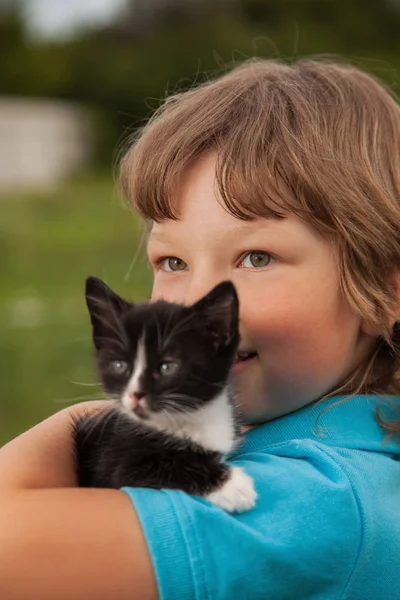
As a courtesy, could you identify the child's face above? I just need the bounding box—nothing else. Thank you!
[147,154,375,423]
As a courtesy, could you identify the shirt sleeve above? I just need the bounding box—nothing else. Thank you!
[122,440,362,600]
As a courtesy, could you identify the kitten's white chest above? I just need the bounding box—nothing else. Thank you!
[150,389,237,454]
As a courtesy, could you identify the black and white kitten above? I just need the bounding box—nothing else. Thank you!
[73,276,257,513]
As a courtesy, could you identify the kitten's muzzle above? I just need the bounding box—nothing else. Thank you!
[133,404,149,419]
[128,391,149,419]
[129,391,145,403]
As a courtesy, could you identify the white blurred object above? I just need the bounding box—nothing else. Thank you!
[0,97,92,191]
[25,0,128,40]
[9,297,47,328]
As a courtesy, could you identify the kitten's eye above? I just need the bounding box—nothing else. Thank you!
[159,361,180,376]
[240,251,273,269]
[109,360,129,375]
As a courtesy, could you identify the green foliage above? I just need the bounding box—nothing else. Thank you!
[1,0,399,163]
[0,174,152,446]
[1,0,400,443]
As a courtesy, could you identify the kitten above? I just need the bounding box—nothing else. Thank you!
[72,276,257,513]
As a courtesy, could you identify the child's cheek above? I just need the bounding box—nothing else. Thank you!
[245,299,350,380]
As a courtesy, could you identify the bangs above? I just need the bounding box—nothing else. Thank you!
[119,57,398,241]
[119,58,400,399]
[119,59,332,228]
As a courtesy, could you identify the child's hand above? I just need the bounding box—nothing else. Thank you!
[0,400,110,490]
[0,402,158,600]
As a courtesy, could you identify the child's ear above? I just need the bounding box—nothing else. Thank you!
[360,320,381,337]
[361,270,400,336]
[388,269,400,327]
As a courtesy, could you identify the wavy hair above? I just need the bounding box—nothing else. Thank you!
[120,57,400,432]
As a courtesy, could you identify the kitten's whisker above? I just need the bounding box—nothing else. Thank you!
[87,296,129,348]
[67,379,101,388]
[149,395,186,417]
[54,395,108,405]
[61,336,93,345]
[166,312,195,341]
[160,311,196,352]
[152,312,163,352]
[92,335,128,354]
[159,394,201,413]
[162,392,200,404]
[98,406,121,442]
[107,298,130,348]
[92,312,128,349]
[158,406,183,423]
[93,334,125,344]
[78,405,115,445]
[190,374,226,389]
[161,308,177,347]
[53,396,107,404]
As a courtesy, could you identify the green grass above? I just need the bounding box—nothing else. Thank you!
[0,172,152,446]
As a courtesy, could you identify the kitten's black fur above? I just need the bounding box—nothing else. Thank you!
[73,277,242,498]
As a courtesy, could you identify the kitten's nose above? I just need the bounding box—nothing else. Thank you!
[129,391,145,406]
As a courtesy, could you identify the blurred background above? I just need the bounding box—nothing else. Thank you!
[1,0,400,445]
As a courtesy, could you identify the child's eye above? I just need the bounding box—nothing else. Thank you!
[239,251,274,269]
[156,257,188,272]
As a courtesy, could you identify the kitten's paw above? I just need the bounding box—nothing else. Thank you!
[206,466,258,513]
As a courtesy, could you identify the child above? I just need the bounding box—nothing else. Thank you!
[1,57,400,599]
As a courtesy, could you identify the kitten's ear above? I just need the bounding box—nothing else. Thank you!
[193,281,239,347]
[85,276,131,349]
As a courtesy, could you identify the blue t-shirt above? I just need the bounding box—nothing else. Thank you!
[122,395,400,599]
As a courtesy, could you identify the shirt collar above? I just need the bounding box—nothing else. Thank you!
[232,395,400,457]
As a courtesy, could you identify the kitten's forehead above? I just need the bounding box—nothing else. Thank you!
[125,302,192,349]
[147,304,193,349]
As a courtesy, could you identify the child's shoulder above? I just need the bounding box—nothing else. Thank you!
[234,394,400,521]
[122,395,400,599]
[124,445,360,600]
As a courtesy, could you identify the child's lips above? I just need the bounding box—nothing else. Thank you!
[232,352,258,374]
[235,350,258,362]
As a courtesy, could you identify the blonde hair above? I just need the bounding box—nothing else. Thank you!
[120,57,400,432]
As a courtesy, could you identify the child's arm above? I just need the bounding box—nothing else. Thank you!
[0,402,158,600]
[0,401,106,489]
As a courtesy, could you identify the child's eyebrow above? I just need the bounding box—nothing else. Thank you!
[149,219,287,241]
[147,231,173,243]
